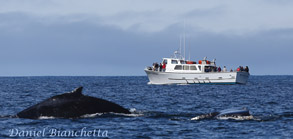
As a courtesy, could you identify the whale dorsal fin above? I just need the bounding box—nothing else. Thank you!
[70,87,83,96]
[60,87,84,98]
[50,87,83,100]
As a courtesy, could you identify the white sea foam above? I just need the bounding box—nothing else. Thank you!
[36,108,143,119]
[191,116,200,120]
[129,108,137,113]
[191,115,255,121]
[38,116,56,119]
[177,84,190,86]
[110,112,144,117]
[81,113,103,118]
[216,115,254,120]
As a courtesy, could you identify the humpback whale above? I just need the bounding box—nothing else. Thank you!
[191,108,253,120]
[17,87,131,119]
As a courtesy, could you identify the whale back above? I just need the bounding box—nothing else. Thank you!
[191,108,252,120]
[216,108,251,117]
[17,87,130,119]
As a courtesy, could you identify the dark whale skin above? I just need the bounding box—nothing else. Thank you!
[17,87,130,119]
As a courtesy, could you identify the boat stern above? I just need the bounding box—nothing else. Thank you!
[235,72,250,84]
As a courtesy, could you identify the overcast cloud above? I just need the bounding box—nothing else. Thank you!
[0,0,293,75]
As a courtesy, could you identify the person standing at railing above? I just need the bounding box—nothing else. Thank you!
[223,66,227,72]
[162,63,166,72]
[237,66,241,72]
[245,66,249,72]
[212,67,216,72]
[155,63,159,71]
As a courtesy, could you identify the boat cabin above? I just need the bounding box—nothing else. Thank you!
[161,58,216,73]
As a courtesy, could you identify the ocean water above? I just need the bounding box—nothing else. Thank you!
[0,76,292,138]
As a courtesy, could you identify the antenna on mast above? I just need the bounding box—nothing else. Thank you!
[188,37,191,61]
[184,19,186,60]
[179,35,182,59]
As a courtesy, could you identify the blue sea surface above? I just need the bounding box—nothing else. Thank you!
[0,76,292,138]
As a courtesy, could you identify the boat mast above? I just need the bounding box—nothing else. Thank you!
[184,20,186,60]
[179,34,182,59]
[188,38,191,61]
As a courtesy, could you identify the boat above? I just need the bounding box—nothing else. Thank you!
[144,51,250,85]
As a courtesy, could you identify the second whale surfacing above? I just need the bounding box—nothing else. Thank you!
[17,87,131,119]
[191,107,254,120]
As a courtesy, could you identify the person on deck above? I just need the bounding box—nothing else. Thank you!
[162,63,166,72]
[217,67,221,72]
[245,66,249,72]
[237,66,241,72]
[223,66,227,72]
[155,63,159,71]
[213,67,217,72]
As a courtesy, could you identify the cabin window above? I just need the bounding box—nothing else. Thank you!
[180,60,186,64]
[174,65,182,70]
[183,65,189,70]
[171,60,178,64]
[163,60,167,64]
[190,66,197,70]
[204,66,214,72]
[198,66,201,71]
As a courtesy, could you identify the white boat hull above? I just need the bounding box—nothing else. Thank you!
[145,69,249,84]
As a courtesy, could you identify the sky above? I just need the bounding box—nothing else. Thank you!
[0,0,293,76]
